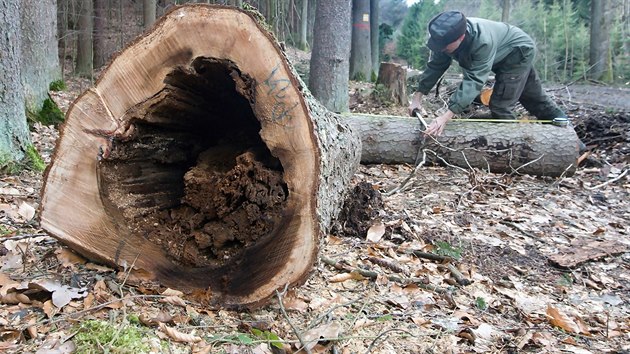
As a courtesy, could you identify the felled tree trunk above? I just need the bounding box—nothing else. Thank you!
[345,113,579,177]
[376,62,408,106]
[40,4,361,308]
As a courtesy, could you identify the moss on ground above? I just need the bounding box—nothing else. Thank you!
[73,319,152,354]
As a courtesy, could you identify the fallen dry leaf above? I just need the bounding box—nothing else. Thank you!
[548,240,628,268]
[328,271,366,283]
[55,248,86,268]
[546,305,581,334]
[281,289,309,312]
[302,321,342,351]
[366,222,386,243]
[28,279,88,308]
[159,295,187,307]
[17,201,36,221]
[158,323,202,343]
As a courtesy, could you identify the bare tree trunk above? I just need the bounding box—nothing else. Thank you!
[41,4,361,309]
[589,0,613,82]
[298,0,308,50]
[345,113,580,177]
[309,0,352,112]
[94,0,107,69]
[75,0,93,77]
[501,0,510,23]
[349,0,371,81]
[20,0,61,111]
[144,0,157,29]
[0,0,31,164]
[369,0,379,80]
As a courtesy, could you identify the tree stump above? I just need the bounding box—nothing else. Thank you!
[40,4,361,308]
[376,62,408,106]
[345,113,580,177]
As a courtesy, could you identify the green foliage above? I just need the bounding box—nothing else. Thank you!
[482,0,590,83]
[352,71,367,82]
[434,241,462,260]
[475,297,488,310]
[0,225,12,237]
[25,145,46,172]
[251,328,284,349]
[376,314,394,322]
[557,273,574,287]
[73,319,151,354]
[0,145,45,175]
[28,98,65,127]
[396,1,442,69]
[49,80,67,91]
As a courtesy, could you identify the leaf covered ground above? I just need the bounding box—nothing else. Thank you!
[1,66,629,353]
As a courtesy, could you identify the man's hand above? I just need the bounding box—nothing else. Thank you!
[424,110,455,136]
[408,92,424,116]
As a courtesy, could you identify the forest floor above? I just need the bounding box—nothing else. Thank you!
[1,51,629,353]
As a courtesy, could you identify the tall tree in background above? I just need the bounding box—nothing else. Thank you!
[309,0,352,112]
[370,0,380,79]
[20,0,61,111]
[350,0,372,81]
[93,0,107,69]
[75,0,93,76]
[589,0,613,81]
[298,0,308,50]
[396,1,441,69]
[144,0,157,29]
[502,0,510,22]
[0,0,31,166]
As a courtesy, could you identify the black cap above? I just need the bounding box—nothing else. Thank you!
[426,11,467,52]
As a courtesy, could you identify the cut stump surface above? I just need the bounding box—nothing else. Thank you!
[40,4,361,308]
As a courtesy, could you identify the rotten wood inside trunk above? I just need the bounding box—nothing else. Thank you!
[97,58,287,268]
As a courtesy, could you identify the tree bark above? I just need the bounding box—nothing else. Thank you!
[93,0,107,69]
[349,0,371,81]
[41,4,361,309]
[501,0,510,23]
[309,0,352,112]
[376,62,408,106]
[0,0,31,164]
[345,113,579,177]
[298,0,308,50]
[75,0,93,77]
[369,0,379,79]
[143,0,157,29]
[20,0,61,111]
[589,0,612,82]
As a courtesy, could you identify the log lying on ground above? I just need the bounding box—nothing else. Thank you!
[40,4,361,308]
[346,113,579,177]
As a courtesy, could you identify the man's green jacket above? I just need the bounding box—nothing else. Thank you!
[417,18,535,114]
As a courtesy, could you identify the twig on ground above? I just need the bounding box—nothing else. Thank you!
[276,285,311,354]
[509,154,545,176]
[321,256,446,294]
[364,328,414,354]
[499,220,538,238]
[584,167,628,190]
[444,263,471,286]
[406,250,454,263]
[383,150,426,196]
[366,256,408,274]
[1,233,49,241]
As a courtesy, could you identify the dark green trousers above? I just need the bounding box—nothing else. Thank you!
[490,47,565,120]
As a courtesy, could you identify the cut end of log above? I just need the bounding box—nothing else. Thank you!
[39,4,356,308]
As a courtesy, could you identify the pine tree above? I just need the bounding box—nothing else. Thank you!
[395,1,441,69]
